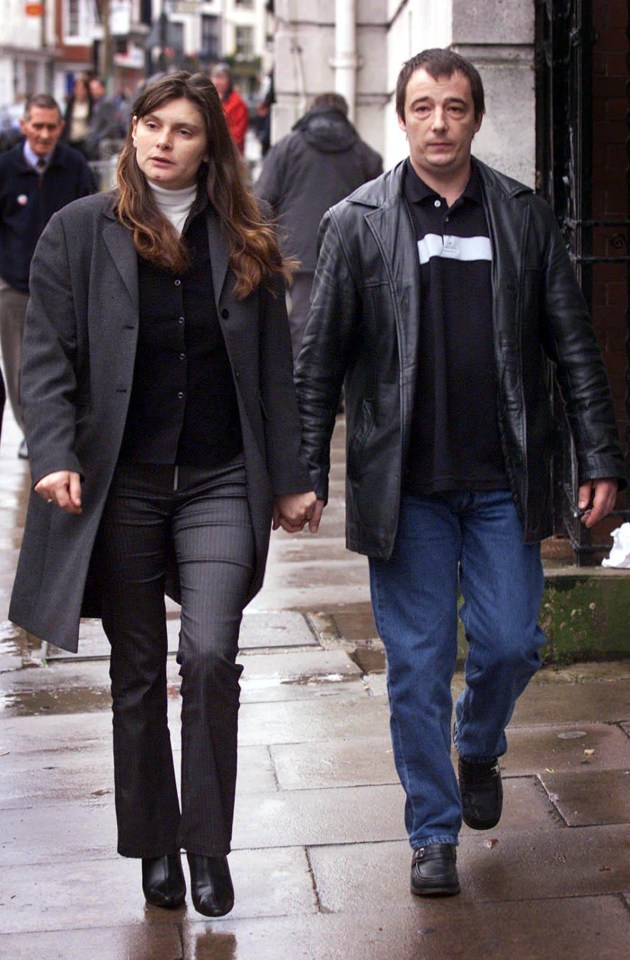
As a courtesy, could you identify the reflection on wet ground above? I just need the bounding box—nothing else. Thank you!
[1,414,630,957]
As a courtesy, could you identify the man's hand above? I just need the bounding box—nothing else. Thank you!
[273,492,325,534]
[34,471,83,515]
[577,478,618,528]
[272,491,317,533]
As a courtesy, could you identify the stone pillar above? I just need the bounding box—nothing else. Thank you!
[452,0,536,186]
[272,0,388,155]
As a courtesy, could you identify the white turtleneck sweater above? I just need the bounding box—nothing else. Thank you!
[149,181,197,236]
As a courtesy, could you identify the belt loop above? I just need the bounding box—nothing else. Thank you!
[173,465,179,491]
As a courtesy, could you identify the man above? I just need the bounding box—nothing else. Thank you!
[255,93,382,360]
[295,50,625,897]
[86,76,122,161]
[210,64,248,155]
[0,93,97,456]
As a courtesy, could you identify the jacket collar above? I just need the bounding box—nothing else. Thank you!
[346,156,532,209]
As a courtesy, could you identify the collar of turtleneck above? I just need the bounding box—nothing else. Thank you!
[149,181,198,236]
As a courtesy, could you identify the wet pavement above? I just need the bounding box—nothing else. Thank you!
[0,412,629,958]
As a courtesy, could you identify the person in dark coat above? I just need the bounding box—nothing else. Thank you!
[10,72,316,918]
[255,92,382,360]
[0,93,97,458]
[85,76,122,160]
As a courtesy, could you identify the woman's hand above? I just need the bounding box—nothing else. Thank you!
[272,491,318,533]
[34,471,83,515]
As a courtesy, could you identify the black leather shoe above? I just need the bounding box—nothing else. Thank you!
[142,854,186,909]
[411,844,460,896]
[187,853,234,917]
[459,757,503,830]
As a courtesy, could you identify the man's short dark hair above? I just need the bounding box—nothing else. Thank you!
[310,92,348,116]
[395,48,485,121]
[24,94,61,120]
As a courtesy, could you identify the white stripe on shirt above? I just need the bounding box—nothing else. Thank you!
[417,233,493,265]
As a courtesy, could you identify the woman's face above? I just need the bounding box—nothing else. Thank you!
[74,77,89,100]
[132,97,209,191]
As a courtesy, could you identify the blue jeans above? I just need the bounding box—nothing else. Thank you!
[369,490,545,849]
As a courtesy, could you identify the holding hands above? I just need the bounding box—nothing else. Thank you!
[273,492,324,534]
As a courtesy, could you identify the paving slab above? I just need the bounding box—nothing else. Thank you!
[501,721,630,774]
[44,609,320,662]
[268,735,599,828]
[270,735,398,789]
[178,896,630,960]
[237,694,390,746]
[1,800,117,866]
[260,535,356,564]
[0,926,185,960]
[0,846,316,935]
[308,827,630,913]
[0,746,114,808]
[240,648,361,682]
[0,649,366,715]
[0,661,113,716]
[0,710,112,755]
[539,768,630,825]
[0,738,275,809]
[510,676,630,725]
[240,674,370,704]
[231,783,407,849]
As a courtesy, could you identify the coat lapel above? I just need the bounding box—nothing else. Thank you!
[102,217,139,309]
[205,206,229,306]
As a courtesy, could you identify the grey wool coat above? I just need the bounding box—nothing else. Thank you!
[9,192,311,653]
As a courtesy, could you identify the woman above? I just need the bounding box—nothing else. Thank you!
[10,72,315,917]
[210,63,249,154]
[63,73,93,156]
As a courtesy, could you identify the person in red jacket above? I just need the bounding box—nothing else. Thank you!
[210,63,248,154]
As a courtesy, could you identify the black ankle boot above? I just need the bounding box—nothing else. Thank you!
[187,852,234,917]
[142,854,186,909]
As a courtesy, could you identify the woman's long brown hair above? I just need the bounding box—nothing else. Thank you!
[116,71,292,299]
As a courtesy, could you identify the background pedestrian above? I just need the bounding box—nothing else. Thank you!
[63,73,93,157]
[210,63,248,155]
[0,93,97,458]
[255,92,382,360]
[86,76,122,161]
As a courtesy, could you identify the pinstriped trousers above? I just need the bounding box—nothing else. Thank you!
[98,456,255,859]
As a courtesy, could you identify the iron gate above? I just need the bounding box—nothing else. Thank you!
[536,0,630,562]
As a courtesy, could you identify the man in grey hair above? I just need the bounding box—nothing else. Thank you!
[0,93,96,457]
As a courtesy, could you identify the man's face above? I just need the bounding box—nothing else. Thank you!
[20,106,64,157]
[211,73,229,99]
[398,68,482,184]
[89,79,105,100]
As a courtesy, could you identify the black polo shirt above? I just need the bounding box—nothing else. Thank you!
[119,211,243,466]
[402,158,508,495]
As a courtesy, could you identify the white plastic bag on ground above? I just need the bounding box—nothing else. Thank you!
[601,522,630,568]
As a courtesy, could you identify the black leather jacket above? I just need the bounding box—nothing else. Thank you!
[295,159,625,558]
